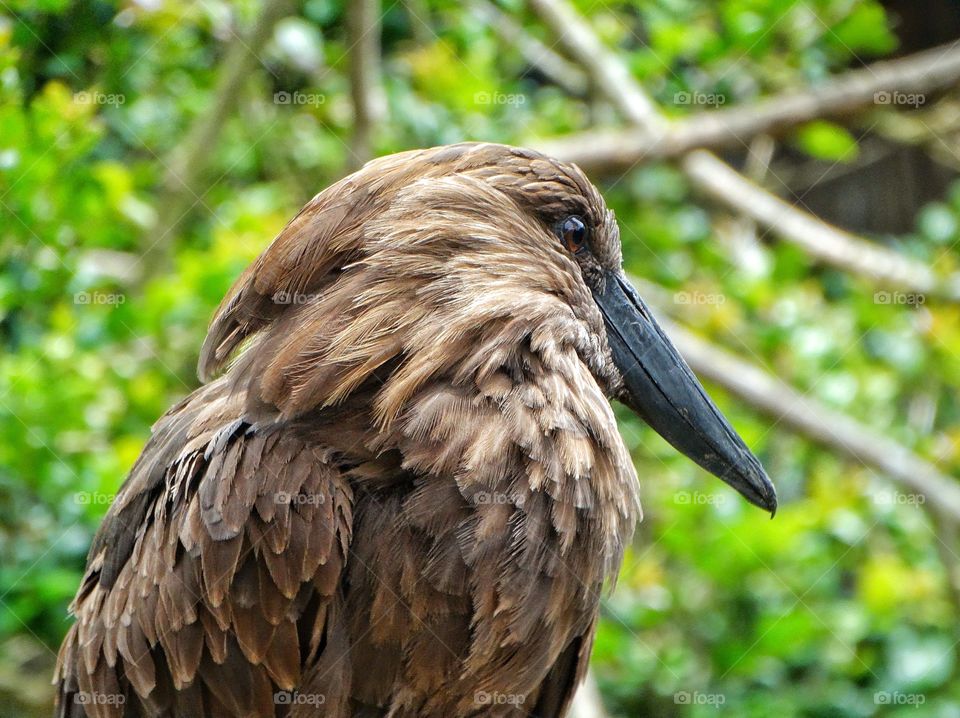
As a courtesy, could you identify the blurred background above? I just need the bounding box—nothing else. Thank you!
[2,0,960,716]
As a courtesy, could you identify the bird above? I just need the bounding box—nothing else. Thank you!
[55,142,776,718]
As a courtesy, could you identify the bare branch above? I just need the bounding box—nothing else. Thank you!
[139,0,293,277]
[630,277,960,523]
[682,149,954,297]
[528,0,960,301]
[472,0,588,97]
[401,0,433,45]
[347,0,387,169]
[539,42,960,167]
[929,511,960,618]
[527,0,666,131]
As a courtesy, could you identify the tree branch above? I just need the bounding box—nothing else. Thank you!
[539,42,960,167]
[139,0,293,276]
[527,0,666,131]
[347,0,387,170]
[681,149,954,296]
[528,0,960,301]
[472,0,588,97]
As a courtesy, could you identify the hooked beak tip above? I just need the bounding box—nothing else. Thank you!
[729,459,778,516]
[760,486,778,518]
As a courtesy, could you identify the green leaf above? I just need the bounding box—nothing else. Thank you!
[793,121,859,162]
[828,3,898,56]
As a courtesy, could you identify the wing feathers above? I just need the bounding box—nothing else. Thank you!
[55,384,354,718]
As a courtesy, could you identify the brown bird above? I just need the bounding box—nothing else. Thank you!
[55,142,775,718]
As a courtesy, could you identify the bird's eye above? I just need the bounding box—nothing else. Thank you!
[559,216,588,254]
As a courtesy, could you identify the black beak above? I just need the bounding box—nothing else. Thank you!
[593,273,777,515]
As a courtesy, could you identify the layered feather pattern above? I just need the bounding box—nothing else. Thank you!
[55,143,641,718]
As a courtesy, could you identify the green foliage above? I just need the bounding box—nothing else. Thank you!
[794,120,860,162]
[0,1,957,716]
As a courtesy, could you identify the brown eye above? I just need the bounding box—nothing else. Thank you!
[560,215,588,254]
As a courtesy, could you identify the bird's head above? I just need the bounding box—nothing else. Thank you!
[201,142,776,514]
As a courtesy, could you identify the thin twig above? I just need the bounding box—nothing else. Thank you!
[528,0,665,131]
[472,0,588,96]
[140,0,293,278]
[929,510,960,623]
[681,149,950,296]
[347,0,387,170]
[402,0,433,45]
